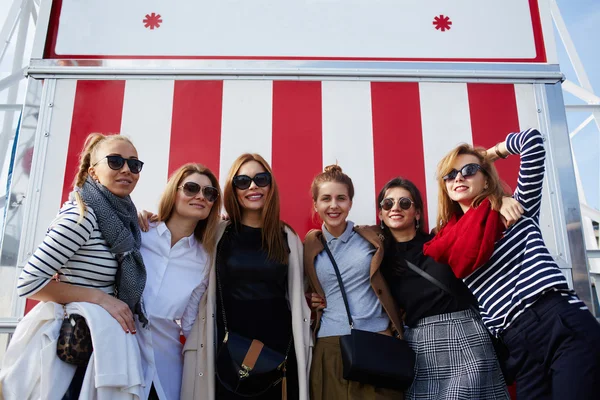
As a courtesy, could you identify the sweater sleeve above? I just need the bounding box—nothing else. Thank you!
[17,203,95,297]
[505,128,545,221]
[181,274,209,338]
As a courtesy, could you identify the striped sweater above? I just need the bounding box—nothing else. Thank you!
[464,128,585,337]
[17,201,118,297]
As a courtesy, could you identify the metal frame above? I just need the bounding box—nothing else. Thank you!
[550,0,600,315]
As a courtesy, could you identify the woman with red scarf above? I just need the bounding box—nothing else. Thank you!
[424,128,600,399]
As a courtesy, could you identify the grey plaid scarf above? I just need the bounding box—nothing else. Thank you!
[79,176,148,326]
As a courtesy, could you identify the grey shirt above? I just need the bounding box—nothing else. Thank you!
[316,221,390,338]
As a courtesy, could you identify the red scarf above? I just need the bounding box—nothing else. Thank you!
[423,199,504,279]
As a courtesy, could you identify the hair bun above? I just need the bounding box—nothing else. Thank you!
[323,164,343,174]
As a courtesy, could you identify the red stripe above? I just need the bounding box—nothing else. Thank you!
[169,81,223,177]
[371,82,429,231]
[271,81,322,238]
[61,80,126,204]
[467,83,521,192]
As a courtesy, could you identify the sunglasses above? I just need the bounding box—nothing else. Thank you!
[442,163,483,181]
[178,182,219,202]
[232,172,272,190]
[92,155,144,174]
[380,197,414,211]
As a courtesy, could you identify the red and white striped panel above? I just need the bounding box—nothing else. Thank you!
[41,80,539,243]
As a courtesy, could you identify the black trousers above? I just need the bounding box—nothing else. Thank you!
[62,364,86,400]
[502,291,600,400]
[149,384,160,400]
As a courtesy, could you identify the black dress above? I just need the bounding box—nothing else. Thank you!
[216,225,298,400]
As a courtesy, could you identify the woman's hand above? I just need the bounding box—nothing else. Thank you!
[137,209,158,232]
[500,197,524,228]
[486,141,509,162]
[306,292,326,311]
[96,292,136,333]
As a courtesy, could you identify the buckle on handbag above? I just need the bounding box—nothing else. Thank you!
[239,364,252,379]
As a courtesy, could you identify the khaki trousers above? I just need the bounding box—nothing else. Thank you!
[309,336,404,400]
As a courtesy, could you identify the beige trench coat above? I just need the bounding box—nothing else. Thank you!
[180,221,313,400]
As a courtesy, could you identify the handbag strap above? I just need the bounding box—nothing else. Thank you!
[319,234,354,329]
[216,225,231,334]
[402,259,479,315]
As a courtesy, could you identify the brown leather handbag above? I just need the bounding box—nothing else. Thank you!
[56,306,93,366]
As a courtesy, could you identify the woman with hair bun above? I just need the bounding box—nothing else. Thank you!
[304,164,405,400]
[1,133,146,399]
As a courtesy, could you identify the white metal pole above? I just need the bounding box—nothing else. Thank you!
[0,0,31,173]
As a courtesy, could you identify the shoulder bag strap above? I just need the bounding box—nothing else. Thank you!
[216,225,231,337]
[402,259,479,315]
[319,234,354,329]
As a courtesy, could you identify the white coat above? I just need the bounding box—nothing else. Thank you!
[0,301,144,400]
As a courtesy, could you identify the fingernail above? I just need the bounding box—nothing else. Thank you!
[132,330,137,334]
[126,330,130,334]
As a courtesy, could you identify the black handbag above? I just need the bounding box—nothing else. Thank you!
[56,306,93,366]
[215,229,293,398]
[401,258,513,384]
[320,235,416,391]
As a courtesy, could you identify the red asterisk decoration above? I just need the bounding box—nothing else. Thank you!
[433,15,452,32]
[143,13,162,30]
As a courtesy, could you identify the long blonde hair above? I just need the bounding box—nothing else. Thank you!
[157,163,222,260]
[72,133,135,222]
[223,153,289,264]
[435,144,507,231]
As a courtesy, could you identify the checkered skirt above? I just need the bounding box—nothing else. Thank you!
[404,309,509,400]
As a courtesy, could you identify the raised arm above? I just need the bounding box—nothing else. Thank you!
[488,128,545,220]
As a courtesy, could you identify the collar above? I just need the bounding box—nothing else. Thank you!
[322,220,355,244]
[156,221,197,248]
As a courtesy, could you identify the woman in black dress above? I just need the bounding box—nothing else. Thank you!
[212,153,311,400]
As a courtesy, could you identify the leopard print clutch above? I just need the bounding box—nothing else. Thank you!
[57,310,93,366]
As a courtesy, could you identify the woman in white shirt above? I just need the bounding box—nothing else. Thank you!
[137,163,222,400]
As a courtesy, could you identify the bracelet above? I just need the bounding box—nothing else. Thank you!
[494,143,508,159]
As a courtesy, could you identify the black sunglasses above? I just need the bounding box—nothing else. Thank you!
[232,172,272,190]
[380,197,414,211]
[442,163,483,181]
[92,155,144,174]
[178,182,219,202]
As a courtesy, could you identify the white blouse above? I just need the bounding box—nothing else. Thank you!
[137,222,209,400]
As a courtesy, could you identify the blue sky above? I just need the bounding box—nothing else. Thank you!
[557,0,600,209]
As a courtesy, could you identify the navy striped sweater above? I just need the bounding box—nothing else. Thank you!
[18,201,118,297]
[464,128,585,337]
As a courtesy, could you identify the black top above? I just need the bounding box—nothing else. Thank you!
[216,224,297,400]
[381,231,477,327]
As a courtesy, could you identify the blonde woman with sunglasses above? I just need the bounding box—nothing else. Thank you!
[424,128,600,399]
[136,163,222,400]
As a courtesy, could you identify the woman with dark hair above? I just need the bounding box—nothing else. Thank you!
[137,163,222,400]
[425,128,600,399]
[377,177,508,400]
[180,154,312,400]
